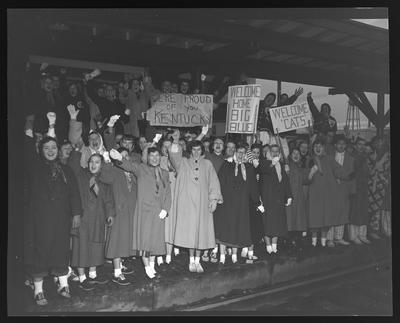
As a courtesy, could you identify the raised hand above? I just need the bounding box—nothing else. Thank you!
[294,87,304,97]
[201,124,209,135]
[47,112,56,126]
[107,115,120,128]
[67,104,79,120]
[110,149,123,161]
[124,108,131,116]
[257,204,265,213]
[153,134,163,144]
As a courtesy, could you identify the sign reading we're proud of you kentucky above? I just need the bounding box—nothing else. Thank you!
[269,101,313,134]
[146,93,213,127]
[226,84,261,134]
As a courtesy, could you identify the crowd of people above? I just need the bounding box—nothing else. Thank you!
[23,64,391,306]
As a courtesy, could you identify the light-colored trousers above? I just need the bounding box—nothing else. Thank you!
[327,225,345,241]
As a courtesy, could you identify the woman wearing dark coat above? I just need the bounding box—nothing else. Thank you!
[24,135,82,306]
[68,151,116,290]
[110,146,172,279]
[214,145,260,264]
[286,148,309,247]
[348,137,371,244]
[258,145,293,254]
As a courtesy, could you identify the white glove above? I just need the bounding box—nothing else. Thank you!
[284,164,290,173]
[153,134,162,144]
[124,108,131,116]
[103,151,111,163]
[47,112,56,126]
[285,198,293,206]
[159,209,168,219]
[107,115,120,128]
[257,205,265,213]
[252,159,259,168]
[25,129,33,138]
[226,157,234,163]
[67,104,79,120]
[201,124,209,135]
[110,149,123,161]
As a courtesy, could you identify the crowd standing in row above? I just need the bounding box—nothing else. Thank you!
[23,65,391,306]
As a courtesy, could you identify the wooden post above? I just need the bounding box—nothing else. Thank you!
[377,93,385,136]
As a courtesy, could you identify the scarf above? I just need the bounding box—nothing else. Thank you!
[151,165,165,194]
[234,154,247,181]
[89,175,99,197]
[45,159,67,184]
[80,132,107,168]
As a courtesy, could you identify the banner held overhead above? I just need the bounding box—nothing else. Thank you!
[269,101,313,134]
[146,93,213,127]
[226,84,261,134]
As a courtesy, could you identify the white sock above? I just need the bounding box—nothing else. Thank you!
[79,274,87,283]
[58,274,69,288]
[174,248,180,256]
[220,254,226,263]
[114,268,122,278]
[34,280,43,297]
[232,254,237,263]
[241,247,248,257]
[266,245,272,254]
[212,247,218,254]
[194,256,200,264]
[248,250,254,259]
[145,266,155,279]
[302,231,307,237]
[166,255,171,264]
[189,256,195,264]
[312,237,317,246]
[88,270,97,279]
[272,243,277,252]
[157,256,164,266]
[321,238,327,247]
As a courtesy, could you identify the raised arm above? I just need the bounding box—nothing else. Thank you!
[307,92,320,120]
[109,149,141,176]
[167,129,183,172]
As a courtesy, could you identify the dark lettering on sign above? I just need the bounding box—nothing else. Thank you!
[230,85,261,98]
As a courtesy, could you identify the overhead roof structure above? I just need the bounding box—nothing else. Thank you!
[8,8,389,94]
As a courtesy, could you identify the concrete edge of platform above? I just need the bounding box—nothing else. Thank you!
[153,245,390,310]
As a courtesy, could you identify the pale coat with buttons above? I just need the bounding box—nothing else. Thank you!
[168,144,223,249]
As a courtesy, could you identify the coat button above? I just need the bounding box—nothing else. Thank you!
[195,160,198,163]
[195,168,199,171]
[195,177,198,181]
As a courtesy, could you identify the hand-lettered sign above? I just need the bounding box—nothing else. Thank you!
[146,93,213,127]
[269,101,313,134]
[226,84,261,134]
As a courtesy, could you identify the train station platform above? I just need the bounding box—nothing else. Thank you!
[22,238,391,313]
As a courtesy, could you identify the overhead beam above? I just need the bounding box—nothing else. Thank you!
[344,91,378,126]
